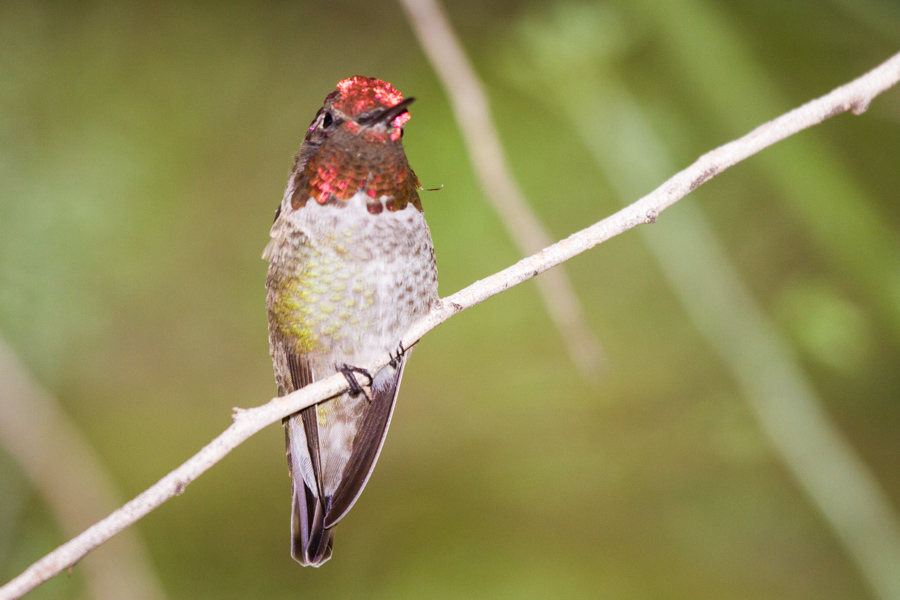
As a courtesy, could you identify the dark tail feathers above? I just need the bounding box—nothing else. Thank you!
[290,476,334,566]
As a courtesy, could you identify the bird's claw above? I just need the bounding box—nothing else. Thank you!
[389,341,407,369]
[339,364,373,398]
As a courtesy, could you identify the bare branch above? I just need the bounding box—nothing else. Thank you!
[0,339,167,600]
[537,65,900,600]
[2,49,899,600]
[399,0,606,380]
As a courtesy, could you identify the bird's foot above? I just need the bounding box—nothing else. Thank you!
[388,341,407,369]
[339,364,374,399]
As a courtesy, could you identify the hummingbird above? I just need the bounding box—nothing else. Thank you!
[263,76,438,566]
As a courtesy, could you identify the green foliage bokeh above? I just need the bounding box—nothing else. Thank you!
[1,1,899,598]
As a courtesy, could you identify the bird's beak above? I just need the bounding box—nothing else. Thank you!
[374,97,416,125]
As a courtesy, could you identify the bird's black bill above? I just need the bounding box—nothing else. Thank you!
[363,97,416,126]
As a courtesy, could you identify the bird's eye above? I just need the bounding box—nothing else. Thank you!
[399,128,404,138]
[322,112,334,128]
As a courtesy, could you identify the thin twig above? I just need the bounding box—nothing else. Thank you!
[630,0,900,341]
[399,0,606,380]
[0,339,167,600]
[561,75,900,600]
[2,49,899,600]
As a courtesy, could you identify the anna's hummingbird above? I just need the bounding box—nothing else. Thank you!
[263,76,438,566]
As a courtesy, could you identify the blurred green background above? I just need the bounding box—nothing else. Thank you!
[1,1,899,598]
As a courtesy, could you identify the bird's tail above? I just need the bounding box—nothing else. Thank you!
[286,415,333,567]
[290,473,334,566]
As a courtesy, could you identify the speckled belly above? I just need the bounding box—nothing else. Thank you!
[269,238,374,358]
[266,195,437,372]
